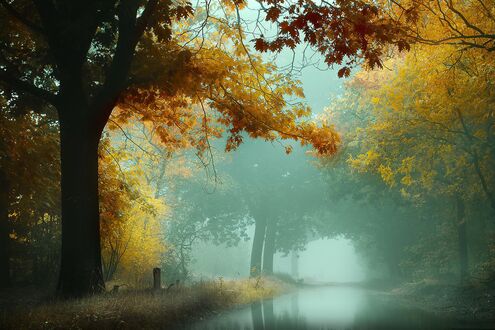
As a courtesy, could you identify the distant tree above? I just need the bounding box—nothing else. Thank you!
[0,107,59,287]
[163,171,249,281]
[322,7,495,280]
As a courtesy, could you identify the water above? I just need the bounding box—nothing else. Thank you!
[186,285,453,330]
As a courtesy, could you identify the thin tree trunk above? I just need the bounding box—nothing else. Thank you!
[250,218,267,277]
[0,169,10,287]
[456,196,468,283]
[262,219,276,275]
[57,107,105,297]
[472,153,495,214]
[291,250,299,279]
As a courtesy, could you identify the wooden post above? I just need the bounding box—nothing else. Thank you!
[153,268,161,290]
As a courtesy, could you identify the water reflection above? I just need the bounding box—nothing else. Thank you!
[187,286,450,330]
[251,301,263,330]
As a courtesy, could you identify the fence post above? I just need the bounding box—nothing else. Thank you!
[153,267,161,290]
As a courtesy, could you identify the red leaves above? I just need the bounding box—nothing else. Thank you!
[397,40,411,52]
[305,11,322,27]
[171,2,194,20]
[279,21,290,32]
[254,38,269,52]
[337,67,351,78]
[254,0,409,78]
[266,7,281,22]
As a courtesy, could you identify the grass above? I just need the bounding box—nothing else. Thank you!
[391,279,495,323]
[0,277,287,329]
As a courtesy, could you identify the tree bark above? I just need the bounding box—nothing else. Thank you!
[456,196,468,283]
[262,219,276,275]
[250,217,267,277]
[56,104,105,297]
[0,169,10,287]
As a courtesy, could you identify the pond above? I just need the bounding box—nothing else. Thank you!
[186,285,454,330]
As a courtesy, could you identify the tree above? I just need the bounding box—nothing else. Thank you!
[1,1,345,296]
[326,36,495,281]
[98,137,168,284]
[162,168,249,280]
[384,0,495,51]
[0,107,59,287]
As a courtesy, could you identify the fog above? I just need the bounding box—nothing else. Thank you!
[2,1,494,328]
[190,235,366,283]
[275,238,366,283]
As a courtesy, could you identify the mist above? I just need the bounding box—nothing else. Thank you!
[1,0,495,329]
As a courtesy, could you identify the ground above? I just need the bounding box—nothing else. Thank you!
[0,277,289,329]
[392,279,495,327]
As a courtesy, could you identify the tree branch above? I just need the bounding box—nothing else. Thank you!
[0,0,44,34]
[0,69,58,106]
[91,0,160,133]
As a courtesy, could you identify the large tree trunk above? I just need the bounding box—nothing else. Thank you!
[57,106,105,297]
[262,219,276,275]
[250,218,267,277]
[456,196,468,283]
[0,169,10,287]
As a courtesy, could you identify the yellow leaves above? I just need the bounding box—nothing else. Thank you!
[400,175,413,186]
[419,170,436,190]
[98,134,170,284]
[399,157,414,175]
[378,164,395,186]
[117,205,166,284]
[348,149,380,172]
[330,11,495,202]
[219,0,246,11]
[364,149,380,164]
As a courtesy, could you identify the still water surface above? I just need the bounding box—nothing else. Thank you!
[186,285,453,330]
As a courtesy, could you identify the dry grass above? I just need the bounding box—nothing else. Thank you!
[0,277,287,329]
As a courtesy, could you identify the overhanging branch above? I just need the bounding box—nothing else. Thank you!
[0,70,58,106]
[90,0,162,134]
[0,0,44,34]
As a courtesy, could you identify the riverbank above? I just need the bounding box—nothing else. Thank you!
[392,279,495,326]
[0,277,289,329]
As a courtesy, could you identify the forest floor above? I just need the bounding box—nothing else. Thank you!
[0,276,290,329]
[392,279,495,327]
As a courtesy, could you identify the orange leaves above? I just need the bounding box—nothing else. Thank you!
[298,122,341,156]
[111,8,342,160]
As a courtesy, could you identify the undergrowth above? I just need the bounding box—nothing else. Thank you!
[0,277,287,329]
